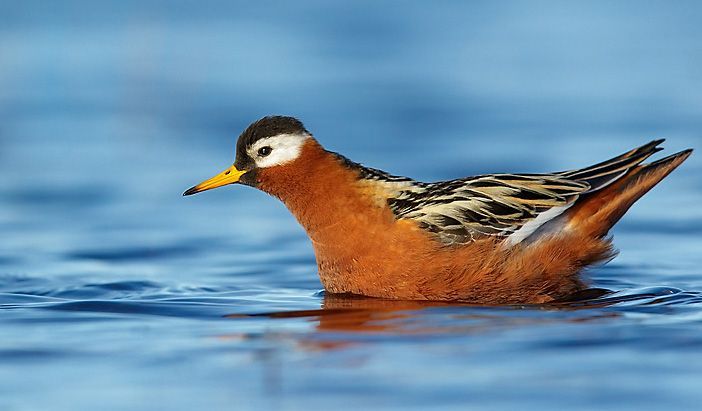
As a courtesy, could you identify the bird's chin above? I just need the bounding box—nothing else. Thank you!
[237,169,259,187]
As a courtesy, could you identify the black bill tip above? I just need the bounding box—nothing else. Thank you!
[182,186,200,196]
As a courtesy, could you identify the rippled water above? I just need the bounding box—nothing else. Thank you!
[2,2,702,410]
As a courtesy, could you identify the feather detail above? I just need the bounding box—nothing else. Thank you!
[338,140,671,246]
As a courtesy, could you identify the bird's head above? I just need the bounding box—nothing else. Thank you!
[183,116,314,196]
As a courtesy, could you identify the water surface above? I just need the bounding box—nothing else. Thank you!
[1,2,702,410]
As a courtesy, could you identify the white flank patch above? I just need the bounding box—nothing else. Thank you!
[248,133,310,168]
[505,204,572,246]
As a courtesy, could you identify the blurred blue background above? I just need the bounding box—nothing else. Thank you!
[1,1,701,411]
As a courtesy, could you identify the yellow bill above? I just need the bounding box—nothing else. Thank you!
[183,165,247,196]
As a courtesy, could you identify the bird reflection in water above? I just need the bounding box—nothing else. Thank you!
[222,288,618,352]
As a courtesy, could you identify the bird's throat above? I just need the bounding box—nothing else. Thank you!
[256,141,392,237]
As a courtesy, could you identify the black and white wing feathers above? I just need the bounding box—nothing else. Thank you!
[387,174,589,244]
[355,140,665,245]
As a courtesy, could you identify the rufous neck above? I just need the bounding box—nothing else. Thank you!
[256,140,378,236]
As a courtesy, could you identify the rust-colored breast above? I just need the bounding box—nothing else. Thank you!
[256,140,436,298]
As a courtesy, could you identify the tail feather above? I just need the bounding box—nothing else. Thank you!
[560,139,665,192]
[566,148,692,238]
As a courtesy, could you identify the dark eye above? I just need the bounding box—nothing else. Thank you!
[257,146,272,157]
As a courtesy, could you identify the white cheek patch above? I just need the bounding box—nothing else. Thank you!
[248,133,310,168]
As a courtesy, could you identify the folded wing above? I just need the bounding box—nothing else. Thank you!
[388,140,666,245]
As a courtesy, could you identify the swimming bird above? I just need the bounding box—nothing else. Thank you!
[184,116,692,304]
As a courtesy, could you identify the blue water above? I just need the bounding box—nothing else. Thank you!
[2,1,702,410]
